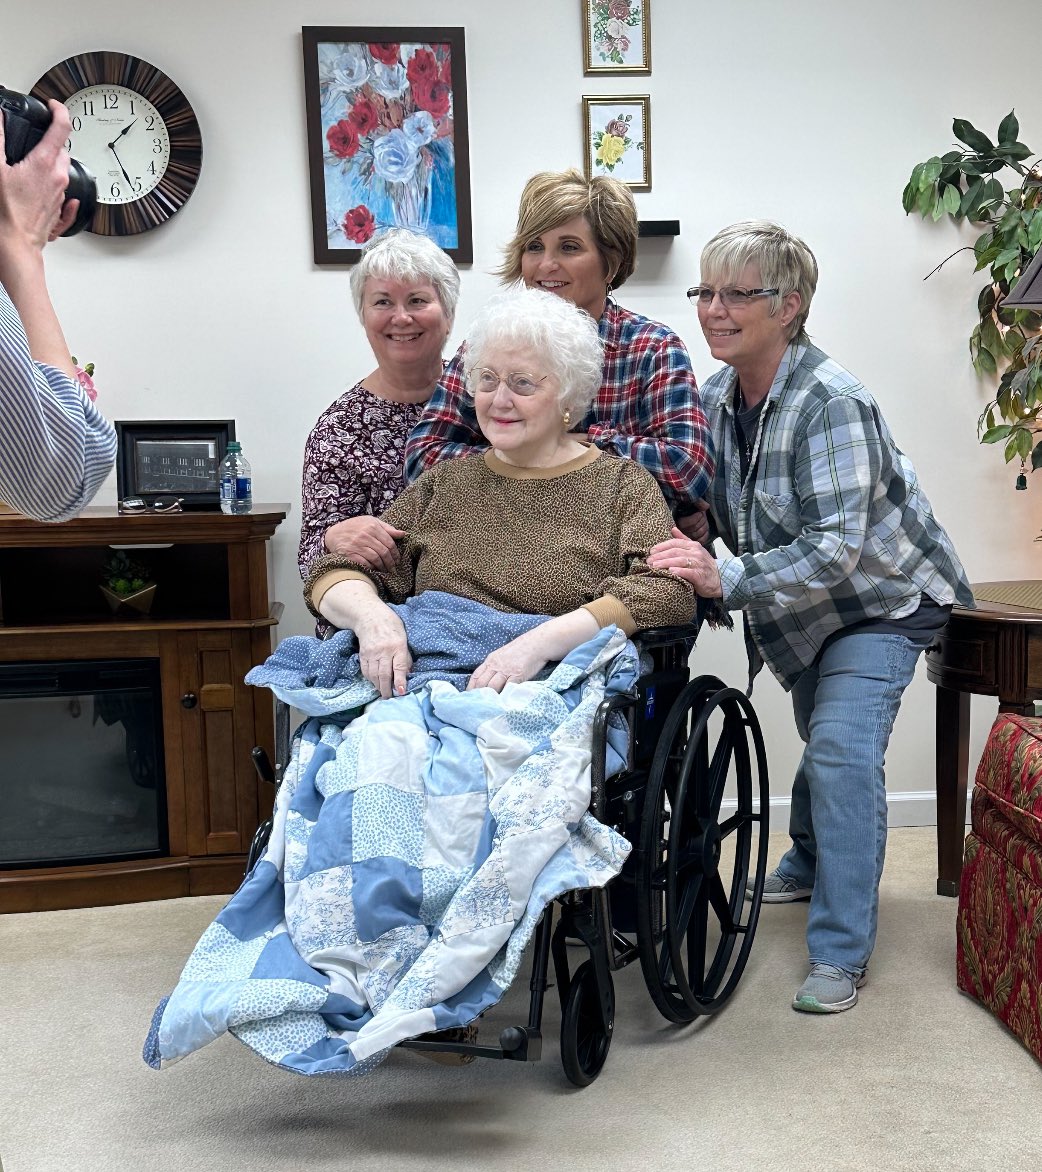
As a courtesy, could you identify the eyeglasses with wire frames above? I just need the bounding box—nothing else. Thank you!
[118,497,185,515]
[467,367,550,397]
[686,285,780,309]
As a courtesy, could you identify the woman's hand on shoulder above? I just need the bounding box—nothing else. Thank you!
[467,629,550,693]
[323,516,406,572]
[356,608,412,698]
[648,526,722,597]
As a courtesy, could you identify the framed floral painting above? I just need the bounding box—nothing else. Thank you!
[582,0,651,74]
[582,96,651,191]
[302,27,473,264]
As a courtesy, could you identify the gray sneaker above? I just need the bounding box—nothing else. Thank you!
[746,869,813,903]
[792,963,866,1013]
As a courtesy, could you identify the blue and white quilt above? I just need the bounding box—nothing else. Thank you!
[144,593,635,1077]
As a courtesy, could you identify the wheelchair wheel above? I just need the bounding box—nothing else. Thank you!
[636,675,769,1021]
[560,961,614,1087]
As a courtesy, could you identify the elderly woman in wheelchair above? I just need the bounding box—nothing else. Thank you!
[144,288,768,1087]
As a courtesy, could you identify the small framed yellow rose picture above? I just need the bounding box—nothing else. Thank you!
[582,95,650,191]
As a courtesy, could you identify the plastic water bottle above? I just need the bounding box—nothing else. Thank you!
[219,441,252,515]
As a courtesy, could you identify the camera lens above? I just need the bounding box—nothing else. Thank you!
[62,158,96,236]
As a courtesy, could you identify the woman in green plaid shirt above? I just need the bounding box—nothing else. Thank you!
[649,220,973,1015]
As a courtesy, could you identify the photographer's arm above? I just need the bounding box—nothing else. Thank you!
[0,100,115,521]
[0,100,78,375]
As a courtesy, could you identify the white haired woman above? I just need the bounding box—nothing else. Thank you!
[648,220,973,1014]
[298,229,461,627]
[304,286,694,699]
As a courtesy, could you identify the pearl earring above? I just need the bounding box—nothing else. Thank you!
[562,410,572,428]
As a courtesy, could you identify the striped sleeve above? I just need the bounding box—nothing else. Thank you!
[0,285,116,522]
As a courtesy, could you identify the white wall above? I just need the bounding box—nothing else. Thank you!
[4,0,1039,820]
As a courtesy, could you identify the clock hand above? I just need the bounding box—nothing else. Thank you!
[108,144,136,193]
[106,119,138,150]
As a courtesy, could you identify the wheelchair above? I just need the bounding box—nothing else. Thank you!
[249,624,769,1088]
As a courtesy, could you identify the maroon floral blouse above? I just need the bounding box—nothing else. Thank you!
[298,381,427,579]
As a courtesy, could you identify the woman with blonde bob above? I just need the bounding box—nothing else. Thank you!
[298,228,460,624]
[304,285,693,699]
[649,219,972,1015]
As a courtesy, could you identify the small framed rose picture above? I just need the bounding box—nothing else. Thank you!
[582,96,651,191]
[582,0,651,75]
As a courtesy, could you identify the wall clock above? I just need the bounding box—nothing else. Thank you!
[31,51,202,236]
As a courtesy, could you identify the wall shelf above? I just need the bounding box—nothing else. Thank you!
[638,220,680,238]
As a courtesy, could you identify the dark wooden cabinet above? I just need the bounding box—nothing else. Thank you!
[0,505,288,912]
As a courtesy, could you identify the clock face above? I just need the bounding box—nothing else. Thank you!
[64,85,171,205]
[31,51,202,236]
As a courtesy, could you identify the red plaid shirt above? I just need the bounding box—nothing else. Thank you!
[404,300,714,510]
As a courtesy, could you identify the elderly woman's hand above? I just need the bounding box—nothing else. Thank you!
[467,610,601,693]
[324,517,406,572]
[648,526,723,597]
[356,610,413,699]
[468,630,550,693]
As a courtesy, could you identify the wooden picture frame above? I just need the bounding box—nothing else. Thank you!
[582,0,651,75]
[302,27,473,265]
[115,420,235,510]
[582,95,651,191]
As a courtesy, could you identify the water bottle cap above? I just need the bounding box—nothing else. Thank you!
[226,441,242,452]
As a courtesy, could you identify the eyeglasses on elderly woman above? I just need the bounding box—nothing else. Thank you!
[467,367,550,397]
[687,285,780,309]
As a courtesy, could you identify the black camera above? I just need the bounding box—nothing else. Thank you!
[0,85,96,236]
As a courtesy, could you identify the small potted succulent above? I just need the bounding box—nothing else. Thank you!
[100,550,156,615]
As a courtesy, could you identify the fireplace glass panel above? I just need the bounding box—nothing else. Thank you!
[0,659,166,868]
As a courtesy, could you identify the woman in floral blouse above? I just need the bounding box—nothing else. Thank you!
[298,229,460,631]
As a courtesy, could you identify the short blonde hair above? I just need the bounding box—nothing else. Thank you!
[350,228,461,325]
[463,287,603,420]
[496,168,639,292]
[699,220,818,343]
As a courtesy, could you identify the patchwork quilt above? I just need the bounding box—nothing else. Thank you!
[144,593,635,1076]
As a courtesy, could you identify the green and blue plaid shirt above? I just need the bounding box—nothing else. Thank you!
[704,342,973,690]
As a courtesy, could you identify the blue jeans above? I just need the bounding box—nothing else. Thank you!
[775,632,923,976]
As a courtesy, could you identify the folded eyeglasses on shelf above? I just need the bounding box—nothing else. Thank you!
[118,497,185,515]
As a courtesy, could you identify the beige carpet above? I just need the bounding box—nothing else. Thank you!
[1,828,1037,1172]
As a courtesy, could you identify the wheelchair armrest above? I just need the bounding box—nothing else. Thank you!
[634,624,700,650]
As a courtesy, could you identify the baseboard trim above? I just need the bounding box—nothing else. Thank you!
[722,789,972,830]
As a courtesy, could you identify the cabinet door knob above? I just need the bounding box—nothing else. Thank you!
[180,692,198,709]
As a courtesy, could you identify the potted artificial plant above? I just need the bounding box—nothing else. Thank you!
[100,550,156,615]
[904,111,1042,482]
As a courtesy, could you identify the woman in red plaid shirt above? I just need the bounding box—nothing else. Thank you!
[334,170,714,572]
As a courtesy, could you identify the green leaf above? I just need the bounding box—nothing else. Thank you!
[1004,433,1020,462]
[1005,256,1022,283]
[962,178,986,218]
[998,110,1020,145]
[1028,212,1042,250]
[1018,428,1034,459]
[982,424,1013,443]
[998,143,1033,161]
[901,181,917,214]
[979,346,998,375]
[1031,442,1042,471]
[978,284,997,316]
[953,118,994,153]
[941,184,961,215]
[916,184,935,218]
[995,246,1021,268]
[923,157,943,185]
[981,315,1003,356]
[987,406,997,430]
